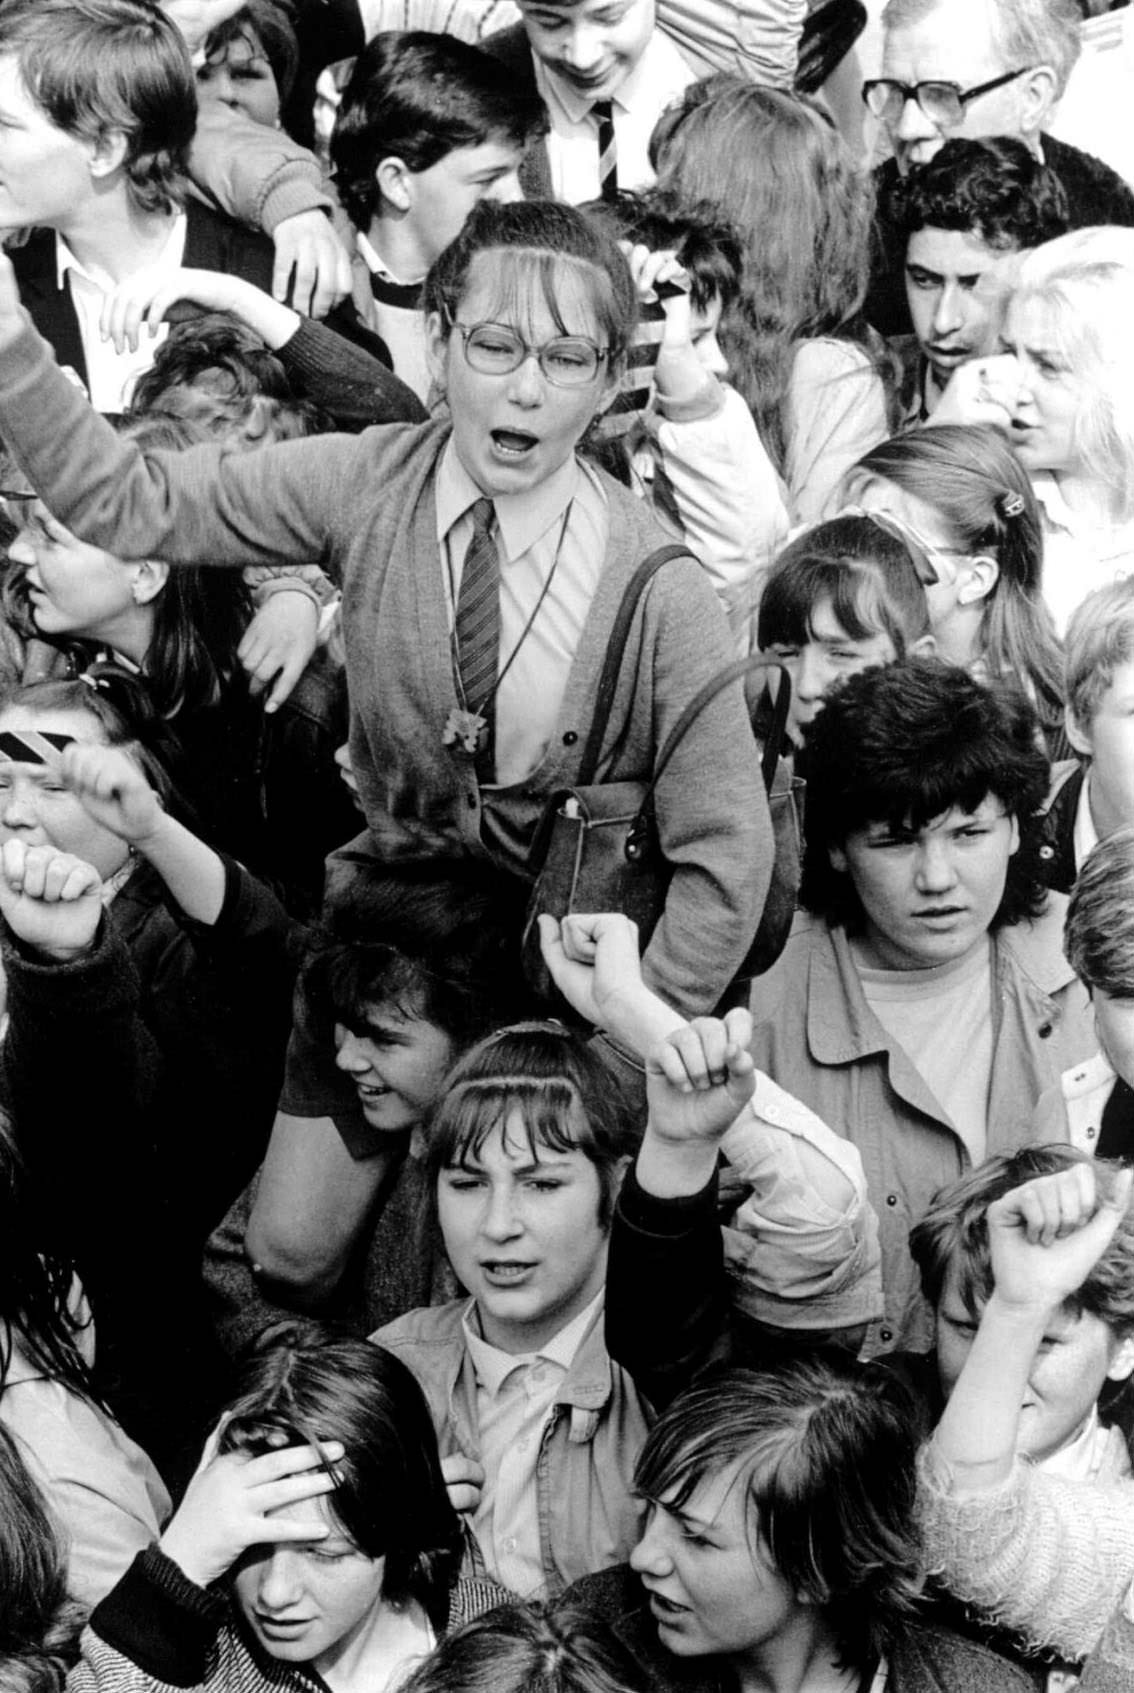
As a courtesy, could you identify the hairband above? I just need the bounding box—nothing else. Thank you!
[78,670,110,693]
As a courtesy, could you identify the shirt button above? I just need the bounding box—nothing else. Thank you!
[467,794,477,810]
[885,1193,898,1207]
[563,730,578,746]
[879,1327,893,1344]
[1038,1023,1053,1039]
[1038,844,1054,860]
[504,1537,517,1552]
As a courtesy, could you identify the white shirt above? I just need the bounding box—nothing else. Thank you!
[435,439,608,787]
[533,31,694,204]
[55,215,187,413]
[1033,470,1134,637]
[463,1291,602,1596]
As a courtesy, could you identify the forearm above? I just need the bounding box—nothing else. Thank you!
[930,1293,1049,1488]
[917,1448,1134,1662]
[135,813,225,926]
[606,1163,729,1406]
[189,102,332,233]
[279,317,428,429]
[82,1546,224,1691]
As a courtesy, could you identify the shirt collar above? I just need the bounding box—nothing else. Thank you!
[461,1288,603,1394]
[55,213,186,292]
[355,229,422,287]
[434,437,579,562]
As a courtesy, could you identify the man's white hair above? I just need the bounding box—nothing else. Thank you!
[881,0,1082,99]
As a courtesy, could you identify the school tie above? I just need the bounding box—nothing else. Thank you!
[455,496,500,774]
[592,99,618,201]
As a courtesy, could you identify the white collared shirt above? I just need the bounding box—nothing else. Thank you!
[55,215,187,413]
[533,32,694,205]
[463,1290,602,1596]
[435,439,608,787]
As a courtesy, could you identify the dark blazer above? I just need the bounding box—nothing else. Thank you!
[10,198,393,407]
[1036,758,1087,896]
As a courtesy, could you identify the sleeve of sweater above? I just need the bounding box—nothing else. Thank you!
[605,1163,730,1409]
[647,380,789,613]
[784,338,890,525]
[73,1546,226,1692]
[278,317,428,430]
[633,556,772,1016]
[0,311,402,573]
[189,103,333,234]
[916,1445,1134,1663]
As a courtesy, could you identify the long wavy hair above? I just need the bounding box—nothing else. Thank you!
[649,78,888,468]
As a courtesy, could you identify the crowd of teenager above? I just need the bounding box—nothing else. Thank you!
[2,0,1134,1690]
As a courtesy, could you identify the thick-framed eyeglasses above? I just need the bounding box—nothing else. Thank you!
[445,317,611,388]
[862,67,1031,129]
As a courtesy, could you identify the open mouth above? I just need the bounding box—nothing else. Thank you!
[491,429,539,458]
[647,1591,691,1618]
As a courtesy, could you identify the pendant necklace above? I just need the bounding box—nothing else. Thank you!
[443,502,572,760]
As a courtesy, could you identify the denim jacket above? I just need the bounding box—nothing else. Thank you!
[749,903,1095,1355]
[372,1299,651,1595]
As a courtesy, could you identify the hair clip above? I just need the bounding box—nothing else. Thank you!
[998,491,1026,519]
[78,670,108,693]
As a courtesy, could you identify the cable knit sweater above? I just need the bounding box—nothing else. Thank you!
[0,312,771,1017]
[916,1445,1134,1663]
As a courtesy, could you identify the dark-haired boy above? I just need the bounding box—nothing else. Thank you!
[888,135,1069,425]
[330,31,546,400]
[748,658,1094,1353]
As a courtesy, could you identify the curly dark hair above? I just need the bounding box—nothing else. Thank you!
[888,135,1070,252]
[798,657,1050,930]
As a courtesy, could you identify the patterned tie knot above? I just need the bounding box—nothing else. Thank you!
[471,496,495,539]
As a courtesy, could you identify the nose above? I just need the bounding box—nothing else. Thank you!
[930,282,964,340]
[795,644,834,705]
[561,23,604,71]
[913,834,958,894]
[696,332,729,378]
[256,1549,304,1612]
[335,1029,370,1075]
[7,528,35,567]
[486,170,522,204]
[1,777,37,832]
[893,89,940,144]
[505,350,545,408]
[481,1179,523,1243]
[629,1513,674,1577]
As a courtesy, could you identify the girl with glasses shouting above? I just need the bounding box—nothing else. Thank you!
[0,199,771,1034]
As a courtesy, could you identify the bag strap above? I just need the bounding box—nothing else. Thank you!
[576,543,690,786]
[641,655,793,813]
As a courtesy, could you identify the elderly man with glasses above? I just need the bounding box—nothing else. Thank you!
[864,0,1134,335]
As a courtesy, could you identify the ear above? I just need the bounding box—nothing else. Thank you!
[1018,64,1058,136]
[828,842,848,875]
[956,555,999,607]
[375,156,413,215]
[88,128,129,182]
[129,559,169,606]
[1106,1333,1134,1385]
[1065,704,1094,760]
[1006,812,1020,858]
[425,310,450,389]
[909,632,937,658]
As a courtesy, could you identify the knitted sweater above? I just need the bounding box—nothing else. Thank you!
[0,315,771,1017]
[917,1446,1134,1664]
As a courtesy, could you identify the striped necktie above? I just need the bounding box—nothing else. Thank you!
[592,99,618,202]
[454,496,500,773]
